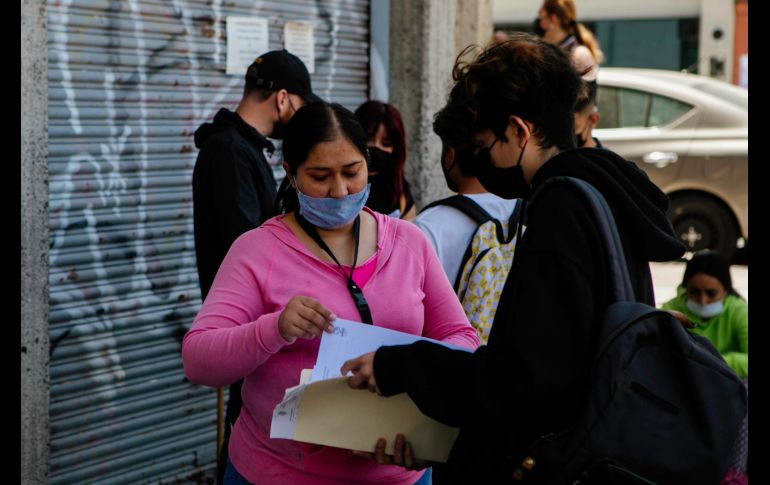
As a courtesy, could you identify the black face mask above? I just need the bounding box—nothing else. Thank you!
[270,96,299,140]
[474,137,530,199]
[576,133,587,147]
[367,147,396,175]
[270,121,287,140]
[532,17,546,37]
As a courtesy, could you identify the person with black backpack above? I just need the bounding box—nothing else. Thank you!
[341,34,746,484]
[413,105,520,344]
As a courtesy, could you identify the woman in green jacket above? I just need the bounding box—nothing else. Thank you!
[662,250,748,378]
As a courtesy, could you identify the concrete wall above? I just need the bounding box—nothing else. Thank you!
[455,0,493,58]
[21,0,50,483]
[698,0,735,82]
[389,0,491,209]
[389,0,458,209]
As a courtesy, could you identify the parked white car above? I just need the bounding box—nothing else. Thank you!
[594,67,748,261]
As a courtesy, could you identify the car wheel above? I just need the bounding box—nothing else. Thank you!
[667,195,739,261]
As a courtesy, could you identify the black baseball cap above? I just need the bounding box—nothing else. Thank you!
[245,49,323,104]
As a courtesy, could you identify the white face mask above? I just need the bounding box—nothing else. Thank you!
[686,299,725,319]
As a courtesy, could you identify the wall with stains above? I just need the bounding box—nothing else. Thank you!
[45,0,369,482]
[22,0,50,483]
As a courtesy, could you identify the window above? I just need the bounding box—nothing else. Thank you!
[597,86,693,128]
[692,83,748,111]
[618,89,649,127]
[648,95,692,126]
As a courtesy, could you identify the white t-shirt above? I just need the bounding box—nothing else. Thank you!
[413,193,519,286]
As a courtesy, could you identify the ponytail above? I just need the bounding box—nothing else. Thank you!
[574,22,604,64]
[541,0,604,63]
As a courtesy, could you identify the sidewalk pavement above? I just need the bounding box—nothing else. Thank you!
[650,262,749,305]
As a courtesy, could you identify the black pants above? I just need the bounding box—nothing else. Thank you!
[217,380,243,485]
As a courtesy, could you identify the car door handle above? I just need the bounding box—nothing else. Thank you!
[642,151,679,168]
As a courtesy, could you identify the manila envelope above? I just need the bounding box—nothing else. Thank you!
[292,377,460,463]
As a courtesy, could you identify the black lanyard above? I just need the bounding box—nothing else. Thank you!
[295,212,373,324]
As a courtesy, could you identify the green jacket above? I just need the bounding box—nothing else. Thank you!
[662,286,748,378]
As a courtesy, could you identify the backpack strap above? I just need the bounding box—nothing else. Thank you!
[448,197,525,291]
[530,177,636,303]
[422,196,493,292]
[503,197,525,244]
[421,195,493,225]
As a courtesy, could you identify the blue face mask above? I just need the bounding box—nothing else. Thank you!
[295,182,371,229]
[686,299,725,319]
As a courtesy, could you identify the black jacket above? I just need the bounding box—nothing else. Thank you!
[192,108,278,300]
[373,148,685,483]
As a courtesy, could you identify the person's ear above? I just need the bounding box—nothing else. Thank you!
[443,146,456,168]
[589,111,601,128]
[508,115,531,147]
[275,89,289,114]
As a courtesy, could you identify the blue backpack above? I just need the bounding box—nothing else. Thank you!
[514,177,748,484]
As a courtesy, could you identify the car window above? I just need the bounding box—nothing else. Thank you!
[618,89,649,127]
[596,86,619,128]
[648,95,692,127]
[597,86,693,128]
[596,86,649,128]
[692,83,748,111]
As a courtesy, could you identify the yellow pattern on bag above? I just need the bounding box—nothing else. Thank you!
[456,219,518,344]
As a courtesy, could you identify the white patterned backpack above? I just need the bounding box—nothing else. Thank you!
[422,196,523,344]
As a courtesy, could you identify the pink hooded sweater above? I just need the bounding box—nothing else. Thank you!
[182,209,479,484]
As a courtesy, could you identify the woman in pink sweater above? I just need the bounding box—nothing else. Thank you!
[182,102,479,485]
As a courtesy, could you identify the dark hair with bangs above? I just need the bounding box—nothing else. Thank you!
[275,102,369,213]
[448,33,582,151]
[354,101,407,207]
[683,250,743,299]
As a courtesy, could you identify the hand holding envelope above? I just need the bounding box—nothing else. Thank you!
[341,352,433,469]
[269,319,471,463]
[340,351,379,394]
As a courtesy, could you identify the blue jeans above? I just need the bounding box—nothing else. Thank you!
[413,467,432,485]
[224,458,431,485]
[223,459,252,485]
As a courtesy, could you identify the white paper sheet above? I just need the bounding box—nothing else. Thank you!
[283,21,315,74]
[269,382,307,439]
[226,16,269,75]
[310,318,471,383]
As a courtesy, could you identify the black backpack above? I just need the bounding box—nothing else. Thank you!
[515,177,748,484]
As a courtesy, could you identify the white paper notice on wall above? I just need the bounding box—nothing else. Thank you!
[226,16,269,76]
[284,21,315,74]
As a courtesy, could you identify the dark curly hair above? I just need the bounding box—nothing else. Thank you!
[447,32,582,151]
[432,103,478,178]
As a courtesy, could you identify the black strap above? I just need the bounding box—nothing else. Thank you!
[294,212,374,324]
[421,195,493,224]
[529,177,635,303]
[444,197,525,291]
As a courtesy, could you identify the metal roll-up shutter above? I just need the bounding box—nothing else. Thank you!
[47,1,369,483]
